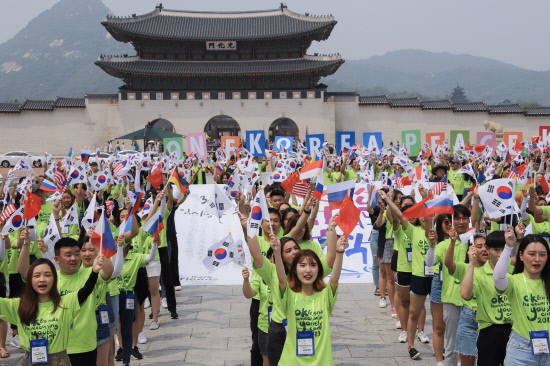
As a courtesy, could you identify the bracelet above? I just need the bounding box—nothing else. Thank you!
[473,197,479,200]
[54,218,60,221]
[336,250,346,254]
[303,210,311,214]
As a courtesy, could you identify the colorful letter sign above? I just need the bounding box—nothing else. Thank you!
[336,132,355,155]
[401,130,421,156]
[246,130,265,157]
[450,130,470,151]
[187,133,207,159]
[164,137,184,159]
[221,136,240,157]
[540,126,550,145]
[503,132,523,149]
[363,132,382,154]
[476,132,496,150]
[426,133,445,149]
[306,134,324,158]
[273,136,294,152]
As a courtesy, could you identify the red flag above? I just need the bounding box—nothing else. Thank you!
[532,136,540,144]
[147,165,164,189]
[474,144,485,154]
[281,171,303,194]
[541,172,550,194]
[513,141,525,152]
[23,190,42,220]
[515,163,528,176]
[335,193,360,237]
[402,196,432,220]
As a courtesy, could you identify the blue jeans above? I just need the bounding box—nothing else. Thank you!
[505,331,550,366]
[370,230,380,287]
[454,306,477,356]
[119,291,136,365]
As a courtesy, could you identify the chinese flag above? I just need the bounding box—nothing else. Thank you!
[402,196,432,220]
[474,144,485,154]
[335,192,360,237]
[281,171,303,195]
[147,165,164,190]
[23,190,42,220]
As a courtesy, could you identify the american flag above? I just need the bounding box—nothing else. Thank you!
[292,182,310,198]
[507,166,519,180]
[0,203,16,223]
[113,161,129,176]
[54,170,68,192]
[429,173,448,196]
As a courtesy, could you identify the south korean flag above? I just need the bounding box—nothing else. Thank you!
[67,163,87,184]
[60,203,79,228]
[246,189,270,238]
[478,178,516,217]
[202,234,240,273]
[44,213,60,257]
[88,169,113,191]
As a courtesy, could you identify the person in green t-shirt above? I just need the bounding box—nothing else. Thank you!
[494,231,550,365]
[274,233,349,365]
[190,160,206,184]
[0,255,102,362]
[461,230,517,366]
[448,159,465,200]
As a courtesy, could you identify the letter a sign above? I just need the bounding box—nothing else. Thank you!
[246,130,265,157]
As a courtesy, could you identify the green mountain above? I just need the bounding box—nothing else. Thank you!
[323,50,550,105]
[0,0,131,101]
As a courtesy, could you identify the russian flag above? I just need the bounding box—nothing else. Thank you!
[39,180,57,192]
[326,180,356,210]
[216,165,224,174]
[80,149,91,164]
[141,211,164,240]
[300,159,323,180]
[342,146,350,155]
[367,184,378,207]
[312,170,325,200]
[424,194,454,215]
[91,210,117,258]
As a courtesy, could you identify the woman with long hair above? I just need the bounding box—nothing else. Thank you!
[494,231,550,366]
[0,256,103,365]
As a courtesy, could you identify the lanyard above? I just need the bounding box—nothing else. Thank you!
[522,274,550,333]
[294,292,316,332]
[30,303,53,341]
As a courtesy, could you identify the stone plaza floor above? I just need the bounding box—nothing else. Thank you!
[0,283,437,365]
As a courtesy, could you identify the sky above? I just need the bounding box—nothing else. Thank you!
[1,0,550,71]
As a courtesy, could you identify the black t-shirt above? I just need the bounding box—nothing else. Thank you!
[369,206,381,226]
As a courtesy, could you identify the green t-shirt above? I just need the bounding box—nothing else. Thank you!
[117,252,146,292]
[251,229,284,301]
[0,293,81,353]
[448,169,465,195]
[57,267,105,354]
[501,273,550,341]
[403,224,430,277]
[37,202,53,227]
[330,171,343,183]
[159,208,172,249]
[434,239,468,306]
[345,169,358,182]
[279,285,338,365]
[450,262,477,310]
[323,170,333,185]
[383,212,394,240]
[393,225,412,273]
[255,260,285,324]
[250,276,272,334]
[472,261,513,331]
[283,234,322,258]
[191,166,205,184]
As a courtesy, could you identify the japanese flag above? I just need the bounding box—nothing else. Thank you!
[478,179,516,217]
[202,234,242,273]
[246,189,270,238]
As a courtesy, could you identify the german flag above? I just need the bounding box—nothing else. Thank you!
[169,169,190,195]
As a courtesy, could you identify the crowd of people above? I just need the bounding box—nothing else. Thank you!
[0,137,549,366]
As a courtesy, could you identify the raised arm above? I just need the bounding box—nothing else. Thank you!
[461,246,477,301]
[165,184,174,211]
[145,238,159,264]
[307,197,320,230]
[380,190,405,229]
[529,186,544,222]
[17,228,31,278]
[425,228,437,267]
[291,197,314,242]
[329,236,349,295]
[494,226,516,291]
[269,234,287,295]
[241,267,257,299]
[471,186,480,230]
[444,226,457,274]
[78,255,103,305]
[246,230,264,269]
[325,214,339,269]
[111,235,124,278]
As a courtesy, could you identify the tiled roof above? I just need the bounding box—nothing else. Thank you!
[95,55,344,77]
[55,97,85,108]
[524,107,550,116]
[359,95,388,105]
[421,100,453,110]
[487,104,524,114]
[85,94,119,100]
[388,97,421,108]
[0,103,22,113]
[103,7,336,42]
[21,100,55,111]
[452,102,487,112]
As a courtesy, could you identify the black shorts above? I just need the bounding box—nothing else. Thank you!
[396,272,412,287]
[134,267,150,306]
[391,250,398,273]
[410,275,432,296]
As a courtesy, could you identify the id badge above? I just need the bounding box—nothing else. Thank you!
[424,261,434,276]
[282,318,288,334]
[268,306,272,326]
[406,248,412,262]
[61,225,70,235]
[530,330,550,355]
[125,293,135,310]
[296,330,315,356]
[29,339,49,364]
[439,264,443,282]
[98,305,109,325]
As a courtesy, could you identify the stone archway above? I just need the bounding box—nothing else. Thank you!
[269,117,299,142]
[204,115,241,153]
[150,118,175,132]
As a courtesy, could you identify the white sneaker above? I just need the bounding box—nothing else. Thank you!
[437,362,444,366]
[417,331,430,343]
[396,320,401,329]
[10,334,21,349]
[161,297,168,309]
[144,298,151,309]
[398,331,407,343]
[378,298,387,308]
[174,286,182,291]
[138,332,147,344]
[150,321,160,330]
[115,336,119,348]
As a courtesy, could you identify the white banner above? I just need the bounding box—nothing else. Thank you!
[175,182,457,286]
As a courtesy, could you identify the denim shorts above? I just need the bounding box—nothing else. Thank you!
[430,275,442,304]
[96,312,111,346]
[504,330,550,366]
[110,294,119,334]
[454,306,477,356]
[106,292,115,327]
